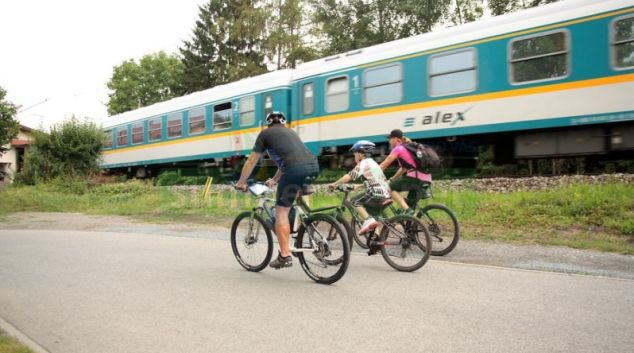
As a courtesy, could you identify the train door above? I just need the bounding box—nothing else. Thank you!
[295,78,320,155]
[261,92,274,131]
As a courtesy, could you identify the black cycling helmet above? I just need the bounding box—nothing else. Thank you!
[265,111,287,126]
[350,140,375,156]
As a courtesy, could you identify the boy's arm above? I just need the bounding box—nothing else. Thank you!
[330,174,352,188]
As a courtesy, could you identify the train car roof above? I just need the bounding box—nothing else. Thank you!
[102,69,294,128]
[292,0,630,80]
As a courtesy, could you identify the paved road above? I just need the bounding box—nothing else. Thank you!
[1,230,633,353]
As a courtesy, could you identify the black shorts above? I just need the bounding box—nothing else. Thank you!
[276,161,320,207]
[390,176,431,202]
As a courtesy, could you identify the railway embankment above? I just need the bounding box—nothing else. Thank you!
[172,173,634,195]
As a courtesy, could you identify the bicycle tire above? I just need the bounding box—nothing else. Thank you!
[379,214,431,272]
[296,214,350,284]
[418,203,460,256]
[335,216,354,250]
[349,215,369,249]
[230,212,274,272]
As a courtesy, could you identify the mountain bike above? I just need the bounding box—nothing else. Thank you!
[390,184,461,256]
[331,184,432,272]
[230,180,350,284]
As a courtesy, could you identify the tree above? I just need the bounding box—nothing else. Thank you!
[179,0,269,93]
[18,116,104,184]
[487,0,562,16]
[224,0,270,81]
[447,0,485,26]
[106,51,185,116]
[263,0,320,69]
[310,0,452,56]
[0,86,20,155]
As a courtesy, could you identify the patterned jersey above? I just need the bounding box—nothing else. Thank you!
[348,158,391,199]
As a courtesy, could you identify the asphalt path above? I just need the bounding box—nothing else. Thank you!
[1,230,633,353]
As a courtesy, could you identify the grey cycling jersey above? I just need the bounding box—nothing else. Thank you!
[252,125,316,168]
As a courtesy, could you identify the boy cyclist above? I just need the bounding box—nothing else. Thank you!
[329,140,392,235]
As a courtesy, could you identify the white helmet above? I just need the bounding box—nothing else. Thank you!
[265,111,286,126]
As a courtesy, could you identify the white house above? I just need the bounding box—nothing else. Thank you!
[0,125,33,186]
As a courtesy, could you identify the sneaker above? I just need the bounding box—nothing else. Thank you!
[403,208,415,216]
[269,252,293,270]
[358,217,378,235]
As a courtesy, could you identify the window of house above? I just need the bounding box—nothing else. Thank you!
[149,118,162,141]
[132,122,144,144]
[188,108,206,135]
[303,83,314,115]
[167,113,182,138]
[213,102,232,130]
[510,31,569,83]
[613,16,634,69]
[429,50,476,96]
[364,64,403,104]
[326,76,349,112]
[116,126,128,147]
[240,97,255,126]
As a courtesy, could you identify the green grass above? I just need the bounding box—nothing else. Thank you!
[0,328,35,353]
[1,179,633,254]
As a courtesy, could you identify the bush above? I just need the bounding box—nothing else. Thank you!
[156,170,207,186]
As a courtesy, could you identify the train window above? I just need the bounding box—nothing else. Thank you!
[326,76,349,112]
[103,130,113,149]
[264,94,273,117]
[302,83,314,115]
[213,102,232,130]
[428,50,476,96]
[149,118,162,141]
[240,96,255,126]
[167,113,182,138]
[188,108,206,135]
[510,31,569,83]
[116,126,128,147]
[132,123,144,144]
[613,16,634,69]
[363,64,403,105]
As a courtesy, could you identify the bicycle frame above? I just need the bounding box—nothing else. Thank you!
[248,190,337,255]
[311,187,364,224]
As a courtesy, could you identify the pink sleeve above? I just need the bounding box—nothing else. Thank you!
[390,146,406,162]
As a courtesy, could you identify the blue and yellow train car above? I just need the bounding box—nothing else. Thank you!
[101,70,294,177]
[290,0,634,169]
[101,0,634,177]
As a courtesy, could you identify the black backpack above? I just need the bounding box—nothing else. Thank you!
[398,142,442,171]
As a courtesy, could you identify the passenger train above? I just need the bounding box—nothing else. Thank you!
[101,0,634,178]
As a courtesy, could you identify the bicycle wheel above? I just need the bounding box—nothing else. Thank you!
[296,214,350,284]
[379,215,431,272]
[230,212,274,272]
[418,203,460,256]
[349,215,369,249]
[335,216,354,250]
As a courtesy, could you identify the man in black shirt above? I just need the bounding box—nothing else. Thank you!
[236,112,320,269]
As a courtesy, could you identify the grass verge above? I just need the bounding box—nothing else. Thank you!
[1,179,632,254]
[0,328,35,353]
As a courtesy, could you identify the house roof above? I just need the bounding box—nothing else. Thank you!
[11,139,32,147]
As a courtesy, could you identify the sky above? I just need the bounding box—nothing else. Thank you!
[0,0,208,131]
